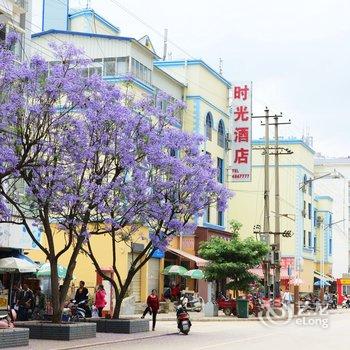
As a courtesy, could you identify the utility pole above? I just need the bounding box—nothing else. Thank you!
[272,115,291,298]
[252,107,271,297]
[252,108,292,299]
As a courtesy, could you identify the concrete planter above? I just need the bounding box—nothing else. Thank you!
[0,328,29,348]
[87,318,149,333]
[15,321,96,340]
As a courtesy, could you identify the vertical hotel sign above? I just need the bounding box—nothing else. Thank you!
[231,83,252,182]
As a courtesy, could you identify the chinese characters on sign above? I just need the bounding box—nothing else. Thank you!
[232,83,252,182]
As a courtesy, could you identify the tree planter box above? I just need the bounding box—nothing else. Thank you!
[15,321,96,340]
[0,328,29,348]
[87,318,149,334]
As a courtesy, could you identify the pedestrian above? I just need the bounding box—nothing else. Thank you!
[94,284,107,317]
[16,283,34,321]
[282,289,292,308]
[75,281,89,303]
[141,289,160,331]
[10,282,21,309]
[32,287,46,320]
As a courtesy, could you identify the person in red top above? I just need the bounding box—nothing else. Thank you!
[141,289,159,331]
[94,284,107,317]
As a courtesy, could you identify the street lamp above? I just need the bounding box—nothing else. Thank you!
[299,170,344,190]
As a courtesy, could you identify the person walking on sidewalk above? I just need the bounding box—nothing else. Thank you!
[94,284,107,317]
[141,289,160,331]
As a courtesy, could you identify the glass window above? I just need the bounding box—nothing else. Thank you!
[308,203,312,220]
[89,59,102,76]
[303,201,306,217]
[314,236,317,252]
[329,238,332,255]
[308,231,312,247]
[117,57,129,75]
[206,113,213,141]
[217,157,224,183]
[207,205,211,223]
[104,57,116,76]
[217,211,223,226]
[217,120,225,148]
[303,230,306,247]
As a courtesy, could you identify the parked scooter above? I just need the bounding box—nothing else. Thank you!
[341,297,350,309]
[67,299,87,321]
[0,309,16,328]
[176,304,191,335]
[179,294,204,312]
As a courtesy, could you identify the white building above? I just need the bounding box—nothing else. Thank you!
[0,0,32,59]
[314,156,350,277]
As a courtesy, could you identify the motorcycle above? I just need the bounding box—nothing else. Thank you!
[176,305,191,335]
[0,309,16,328]
[341,297,350,309]
[179,294,204,312]
[66,299,87,321]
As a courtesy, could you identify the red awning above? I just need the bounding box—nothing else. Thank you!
[167,247,208,267]
[250,267,294,279]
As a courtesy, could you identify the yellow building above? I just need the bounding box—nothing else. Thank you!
[229,138,334,293]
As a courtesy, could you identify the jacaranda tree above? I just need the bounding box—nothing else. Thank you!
[0,38,230,322]
[81,92,230,318]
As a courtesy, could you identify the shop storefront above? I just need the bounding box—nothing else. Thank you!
[336,276,350,304]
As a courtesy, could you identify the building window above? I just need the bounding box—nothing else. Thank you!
[131,58,151,84]
[303,230,306,247]
[314,236,317,252]
[89,58,103,76]
[206,113,213,141]
[217,210,223,226]
[217,120,225,148]
[104,57,116,76]
[308,231,312,247]
[302,174,307,192]
[206,205,211,223]
[117,57,129,75]
[308,203,312,220]
[308,179,312,195]
[313,210,317,227]
[329,237,332,255]
[302,201,306,218]
[217,158,224,183]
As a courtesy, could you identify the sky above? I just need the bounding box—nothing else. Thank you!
[32,0,350,157]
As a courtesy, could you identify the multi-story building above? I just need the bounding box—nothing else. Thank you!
[314,156,350,275]
[0,0,32,59]
[28,0,232,306]
[230,138,335,293]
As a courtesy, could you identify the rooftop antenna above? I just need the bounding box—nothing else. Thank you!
[162,28,168,61]
[219,58,223,75]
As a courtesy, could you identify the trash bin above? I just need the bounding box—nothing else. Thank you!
[236,299,249,318]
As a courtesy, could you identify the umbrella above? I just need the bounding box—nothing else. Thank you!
[0,257,38,308]
[36,262,68,279]
[183,269,205,280]
[314,280,331,287]
[162,265,188,276]
[0,257,38,273]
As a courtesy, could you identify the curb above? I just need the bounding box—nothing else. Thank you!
[51,332,175,350]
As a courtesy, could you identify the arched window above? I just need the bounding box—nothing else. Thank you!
[217,119,225,148]
[206,112,213,140]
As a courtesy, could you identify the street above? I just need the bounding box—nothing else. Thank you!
[82,312,348,350]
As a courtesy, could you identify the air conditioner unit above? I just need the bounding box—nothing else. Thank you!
[225,133,232,150]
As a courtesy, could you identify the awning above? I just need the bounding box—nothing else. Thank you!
[314,271,334,282]
[166,247,208,267]
[250,267,293,279]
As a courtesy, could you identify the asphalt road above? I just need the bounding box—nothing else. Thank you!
[84,312,349,350]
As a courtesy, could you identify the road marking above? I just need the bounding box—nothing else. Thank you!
[197,332,279,349]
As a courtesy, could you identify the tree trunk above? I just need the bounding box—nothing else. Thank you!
[50,258,62,323]
[112,288,127,319]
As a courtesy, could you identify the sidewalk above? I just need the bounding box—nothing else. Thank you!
[126,307,350,322]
